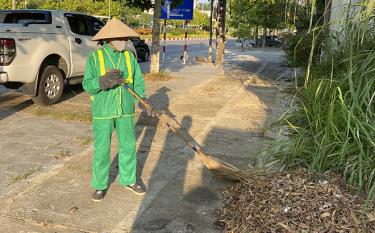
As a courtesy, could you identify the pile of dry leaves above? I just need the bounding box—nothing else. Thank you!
[217,168,375,232]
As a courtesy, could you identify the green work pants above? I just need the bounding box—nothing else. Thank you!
[92,116,136,190]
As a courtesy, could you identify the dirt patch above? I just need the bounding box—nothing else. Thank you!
[26,106,91,123]
[218,168,375,232]
[8,169,36,186]
[53,150,71,160]
[74,136,93,146]
[144,71,173,81]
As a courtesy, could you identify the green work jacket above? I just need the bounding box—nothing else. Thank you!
[83,43,146,119]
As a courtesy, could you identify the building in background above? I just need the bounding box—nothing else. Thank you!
[325,0,361,31]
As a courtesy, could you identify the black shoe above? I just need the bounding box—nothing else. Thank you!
[92,190,106,202]
[125,183,146,195]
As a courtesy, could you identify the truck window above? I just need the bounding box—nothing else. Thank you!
[66,16,90,36]
[87,16,104,36]
[129,37,140,43]
[0,11,52,24]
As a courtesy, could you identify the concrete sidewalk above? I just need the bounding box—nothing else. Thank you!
[0,62,219,202]
[0,49,290,233]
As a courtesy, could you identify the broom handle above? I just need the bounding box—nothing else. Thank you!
[123,84,203,154]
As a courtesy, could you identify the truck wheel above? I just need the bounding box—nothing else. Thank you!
[32,65,64,106]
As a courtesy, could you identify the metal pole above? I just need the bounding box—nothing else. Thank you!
[208,0,214,63]
[183,20,188,64]
[163,19,166,63]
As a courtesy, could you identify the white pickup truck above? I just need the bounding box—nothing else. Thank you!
[0,10,136,105]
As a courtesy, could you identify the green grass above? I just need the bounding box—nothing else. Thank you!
[271,1,375,202]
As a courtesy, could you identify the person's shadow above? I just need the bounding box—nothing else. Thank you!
[131,115,197,232]
[108,87,174,187]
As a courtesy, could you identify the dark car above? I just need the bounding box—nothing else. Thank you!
[250,36,282,47]
[129,37,150,62]
[256,36,282,47]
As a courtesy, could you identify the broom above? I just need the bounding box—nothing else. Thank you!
[123,84,258,182]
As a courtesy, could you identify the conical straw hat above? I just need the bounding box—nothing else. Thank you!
[92,18,139,41]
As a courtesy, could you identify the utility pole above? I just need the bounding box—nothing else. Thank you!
[12,0,17,9]
[215,0,226,67]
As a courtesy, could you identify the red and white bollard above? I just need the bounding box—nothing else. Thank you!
[183,20,188,64]
[162,19,166,63]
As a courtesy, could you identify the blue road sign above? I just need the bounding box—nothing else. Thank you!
[161,0,194,20]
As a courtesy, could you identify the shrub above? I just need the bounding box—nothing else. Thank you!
[272,9,375,202]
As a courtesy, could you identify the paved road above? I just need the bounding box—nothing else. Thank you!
[156,39,216,62]
[141,39,232,72]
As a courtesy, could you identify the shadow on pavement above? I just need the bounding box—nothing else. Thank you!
[131,115,216,233]
[128,54,283,232]
[0,83,88,121]
[59,83,85,104]
[0,91,33,121]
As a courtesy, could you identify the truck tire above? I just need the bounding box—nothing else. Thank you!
[31,65,64,106]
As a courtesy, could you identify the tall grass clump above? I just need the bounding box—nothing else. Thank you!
[283,30,326,67]
[273,1,375,201]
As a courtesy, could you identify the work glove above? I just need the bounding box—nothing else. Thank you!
[140,98,157,117]
[99,69,123,91]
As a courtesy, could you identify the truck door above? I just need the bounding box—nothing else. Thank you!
[65,13,99,76]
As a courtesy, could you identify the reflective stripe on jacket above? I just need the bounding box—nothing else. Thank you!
[82,43,146,119]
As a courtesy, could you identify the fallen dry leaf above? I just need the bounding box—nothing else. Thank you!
[217,168,375,232]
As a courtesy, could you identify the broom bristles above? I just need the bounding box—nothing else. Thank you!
[196,151,264,182]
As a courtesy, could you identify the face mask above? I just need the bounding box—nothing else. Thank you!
[110,40,127,51]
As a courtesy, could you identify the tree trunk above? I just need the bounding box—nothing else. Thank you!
[216,35,224,66]
[255,25,259,47]
[12,0,16,9]
[262,25,267,48]
[150,0,161,74]
[208,0,213,63]
[215,0,226,67]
